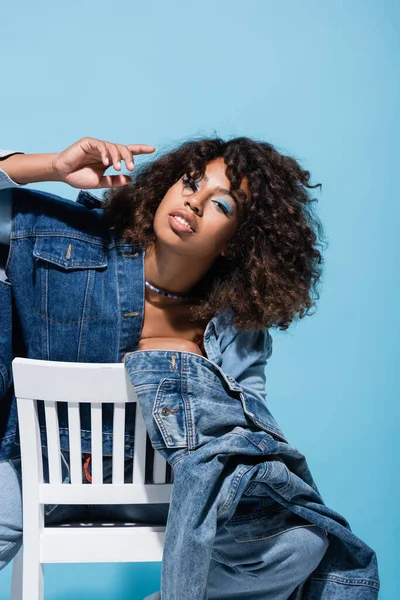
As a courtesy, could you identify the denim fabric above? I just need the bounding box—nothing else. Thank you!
[124,350,380,600]
[0,150,24,245]
[0,171,279,461]
[0,455,330,600]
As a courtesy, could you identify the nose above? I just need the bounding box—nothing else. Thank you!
[184,196,203,216]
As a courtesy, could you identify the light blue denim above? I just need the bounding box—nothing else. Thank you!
[124,349,380,599]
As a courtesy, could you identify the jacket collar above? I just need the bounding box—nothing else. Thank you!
[76,189,104,209]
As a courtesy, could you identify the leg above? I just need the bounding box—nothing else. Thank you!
[0,459,24,571]
[207,504,329,600]
[140,509,328,600]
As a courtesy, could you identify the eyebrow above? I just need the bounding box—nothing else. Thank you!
[201,173,238,205]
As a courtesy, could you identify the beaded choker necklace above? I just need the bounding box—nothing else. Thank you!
[145,279,195,300]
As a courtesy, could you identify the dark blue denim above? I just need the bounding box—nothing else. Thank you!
[124,350,380,600]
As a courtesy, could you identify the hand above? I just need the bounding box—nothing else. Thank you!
[122,337,204,362]
[52,136,156,189]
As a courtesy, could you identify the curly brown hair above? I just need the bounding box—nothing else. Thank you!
[102,136,327,332]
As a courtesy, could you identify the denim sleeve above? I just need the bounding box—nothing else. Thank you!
[220,329,273,406]
[0,150,25,246]
[0,150,25,190]
[236,330,272,404]
[0,189,12,246]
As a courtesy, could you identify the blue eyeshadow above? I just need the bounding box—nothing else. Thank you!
[218,199,233,214]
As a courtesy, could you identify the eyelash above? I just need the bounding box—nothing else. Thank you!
[182,176,229,215]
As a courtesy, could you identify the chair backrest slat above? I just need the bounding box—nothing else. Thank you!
[132,402,147,483]
[153,450,167,483]
[17,399,45,532]
[112,403,126,484]
[90,402,103,484]
[68,402,82,484]
[44,400,62,484]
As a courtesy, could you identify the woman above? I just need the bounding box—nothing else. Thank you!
[0,136,330,599]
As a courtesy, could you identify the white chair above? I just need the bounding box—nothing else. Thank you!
[10,357,173,600]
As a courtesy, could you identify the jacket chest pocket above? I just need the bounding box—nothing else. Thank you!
[32,236,108,325]
[153,378,188,449]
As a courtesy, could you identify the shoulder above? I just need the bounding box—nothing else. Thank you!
[10,187,109,241]
[213,312,273,369]
[213,309,273,359]
[224,326,273,361]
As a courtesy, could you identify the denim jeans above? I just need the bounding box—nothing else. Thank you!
[0,451,328,600]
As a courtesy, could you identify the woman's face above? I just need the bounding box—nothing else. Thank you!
[152,157,248,259]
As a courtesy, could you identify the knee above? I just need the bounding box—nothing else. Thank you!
[0,459,23,571]
[0,535,23,571]
[286,525,329,581]
[0,516,23,572]
[241,525,329,584]
[0,507,23,571]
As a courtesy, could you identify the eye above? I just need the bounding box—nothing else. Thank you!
[213,200,229,215]
[182,175,198,191]
[182,176,231,216]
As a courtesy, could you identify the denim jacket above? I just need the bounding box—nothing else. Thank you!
[124,350,380,599]
[0,153,284,461]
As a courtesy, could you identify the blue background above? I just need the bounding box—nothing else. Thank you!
[0,0,398,598]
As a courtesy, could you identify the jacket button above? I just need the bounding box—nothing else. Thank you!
[161,407,169,416]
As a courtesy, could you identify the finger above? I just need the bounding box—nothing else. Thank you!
[117,144,136,171]
[97,174,132,189]
[126,144,156,155]
[104,143,123,171]
[85,139,111,168]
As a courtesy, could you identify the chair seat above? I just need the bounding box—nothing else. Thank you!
[52,521,163,528]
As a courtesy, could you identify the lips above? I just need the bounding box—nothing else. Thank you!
[168,209,197,232]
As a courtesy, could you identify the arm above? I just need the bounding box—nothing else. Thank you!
[0,277,12,399]
[0,150,26,189]
[0,151,60,244]
[0,151,26,246]
[0,151,57,187]
[220,328,273,406]
[0,137,156,246]
[0,137,155,189]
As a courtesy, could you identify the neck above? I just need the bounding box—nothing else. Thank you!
[144,241,214,304]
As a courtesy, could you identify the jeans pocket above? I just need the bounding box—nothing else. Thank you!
[225,502,316,543]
